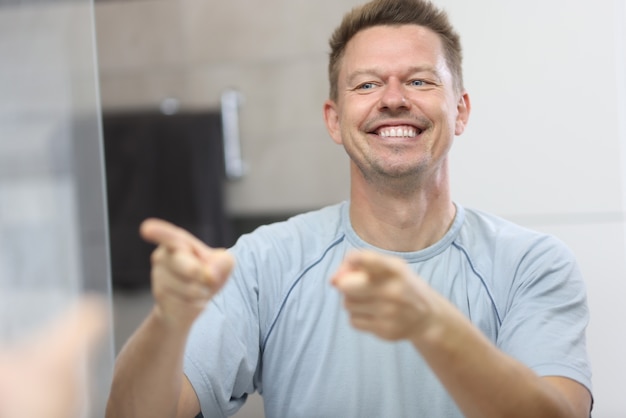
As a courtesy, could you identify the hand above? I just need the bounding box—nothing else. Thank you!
[332,250,441,342]
[0,297,107,418]
[140,218,235,328]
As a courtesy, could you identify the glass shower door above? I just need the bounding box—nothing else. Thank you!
[0,0,113,416]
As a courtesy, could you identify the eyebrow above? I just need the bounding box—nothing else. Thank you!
[346,65,443,86]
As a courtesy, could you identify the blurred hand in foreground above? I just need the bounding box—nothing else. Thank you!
[0,297,108,418]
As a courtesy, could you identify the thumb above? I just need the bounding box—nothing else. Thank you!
[204,249,236,291]
[342,250,408,283]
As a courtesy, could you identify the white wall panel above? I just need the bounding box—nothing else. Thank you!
[448,0,624,217]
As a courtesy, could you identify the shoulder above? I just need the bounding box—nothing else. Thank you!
[454,206,581,292]
[458,206,574,259]
[229,202,347,274]
[256,203,345,241]
[233,202,345,249]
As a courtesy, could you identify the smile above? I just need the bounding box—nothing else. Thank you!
[375,125,421,138]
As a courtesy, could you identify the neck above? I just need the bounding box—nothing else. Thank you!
[348,160,456,252]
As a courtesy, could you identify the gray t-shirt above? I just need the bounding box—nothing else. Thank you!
[184,202,592,417]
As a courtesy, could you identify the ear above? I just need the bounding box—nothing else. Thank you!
[454,91,471,136]
[323,99,343,145]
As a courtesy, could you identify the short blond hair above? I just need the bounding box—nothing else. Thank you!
[328,0,463,101]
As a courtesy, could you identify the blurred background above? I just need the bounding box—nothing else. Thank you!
[1,0,625,416]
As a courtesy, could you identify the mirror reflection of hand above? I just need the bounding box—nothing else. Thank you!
[0,297,107,418]
[140,218,235,328]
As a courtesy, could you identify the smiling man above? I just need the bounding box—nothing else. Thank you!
[107,1,593,417]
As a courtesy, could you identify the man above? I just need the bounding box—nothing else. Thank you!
[107,0,593,417]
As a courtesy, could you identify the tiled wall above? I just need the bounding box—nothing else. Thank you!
[95,0,363,216]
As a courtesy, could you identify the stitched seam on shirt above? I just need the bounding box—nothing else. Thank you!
[452,241,503,325]
[260,234,346,352]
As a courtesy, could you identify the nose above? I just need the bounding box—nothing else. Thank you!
[378,79,409,112]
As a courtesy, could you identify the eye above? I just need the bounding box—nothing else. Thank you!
[409,79,426,87]
[357,82,377,90]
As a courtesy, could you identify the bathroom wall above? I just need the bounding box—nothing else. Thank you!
[95,0,360,216]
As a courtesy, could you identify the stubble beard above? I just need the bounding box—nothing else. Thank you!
[351,146,431,197]
[355,112,436,192]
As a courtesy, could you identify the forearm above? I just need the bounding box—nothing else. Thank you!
[412,301,583,418]
[106,307,193,418]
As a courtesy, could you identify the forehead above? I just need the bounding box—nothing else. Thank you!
[340,24,447,77]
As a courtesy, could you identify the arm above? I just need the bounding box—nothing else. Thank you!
[412,292,591,418]
[332,250,591,418]
[106,219,234,418]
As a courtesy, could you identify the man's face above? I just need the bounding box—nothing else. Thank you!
[324,24,469,187]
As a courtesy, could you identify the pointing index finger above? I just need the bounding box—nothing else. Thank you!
[139,218,208,256]
[344,250,407,282]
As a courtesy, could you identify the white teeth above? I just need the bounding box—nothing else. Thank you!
[378,126,417,138]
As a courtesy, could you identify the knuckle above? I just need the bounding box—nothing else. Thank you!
[150,246,166,264]
[380,303,398,318]
[171,252,203,279]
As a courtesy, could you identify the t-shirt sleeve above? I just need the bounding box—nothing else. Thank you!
[183,241,262,418]
[496,235,592,393]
